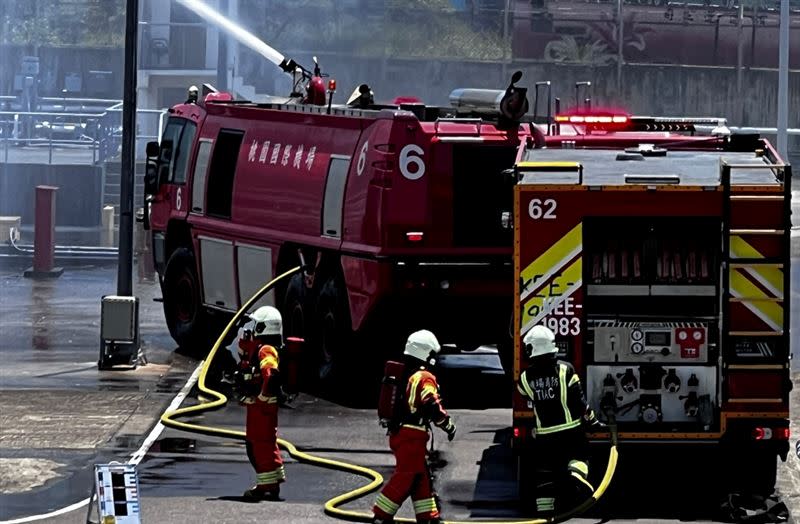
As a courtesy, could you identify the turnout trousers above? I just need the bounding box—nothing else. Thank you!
[245,399,284,491]
[373,426,440,522]
[529,427,593,515]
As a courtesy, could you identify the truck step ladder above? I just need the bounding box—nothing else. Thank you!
[720,160,791,350]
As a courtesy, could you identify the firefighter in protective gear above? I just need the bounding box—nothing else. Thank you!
[517,325,601,515]
[237,306,286,501]
[186,85,199,104]
[372,330,456,524]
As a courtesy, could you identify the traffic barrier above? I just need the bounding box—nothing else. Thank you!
[23,185,63,278]
[101,205,115,248]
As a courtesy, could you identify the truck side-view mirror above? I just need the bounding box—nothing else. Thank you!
[146,140,159,158]
[144,162,159,195]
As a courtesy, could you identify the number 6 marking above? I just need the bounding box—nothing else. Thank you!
[357,140,368,176]
[399,144,425,180]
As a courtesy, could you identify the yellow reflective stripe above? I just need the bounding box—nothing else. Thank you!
[568,459,589,478]
[376,493,400,514]
[420,383,437,400]
[559,364,571,423]
[730,271,784,330]
[408,372,422,413]
[400,424,428,432]
[260,345,279,357]
[517,161,581,169]
[413,498,438,514]
[730,236,784,297]
[534,418,582,435]
[519,223,583,303]
[519,371,543,430]
[519,371,535,400]
[256,466,285,483]
[537,497,556,510]
[257,395,278,403]
[569,373,580,386]
[520,256,583,333]
[260,356,278,369]
[571,471,595,492]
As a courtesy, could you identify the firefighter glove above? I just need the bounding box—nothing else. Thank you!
[589,418,607,429]
[443,418,457,441]
[277,387,296,406]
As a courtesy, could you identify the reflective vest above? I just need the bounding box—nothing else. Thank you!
[517,359,594,436]
[237,341,281,400]
[401,368,449,431]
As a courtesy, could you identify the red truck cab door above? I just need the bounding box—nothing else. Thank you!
[148,117,197,231]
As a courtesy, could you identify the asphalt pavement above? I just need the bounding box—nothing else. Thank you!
[0,235,798,523]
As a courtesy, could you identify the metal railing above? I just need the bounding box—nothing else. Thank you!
[0,107,166,165]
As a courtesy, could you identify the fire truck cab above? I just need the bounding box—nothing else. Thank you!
[511,115,792,495]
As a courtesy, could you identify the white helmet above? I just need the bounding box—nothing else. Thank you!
[403,330,441,365]
[523,325,558,358]
[250,306,282,338]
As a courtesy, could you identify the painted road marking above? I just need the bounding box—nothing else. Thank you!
[0,364,203,524]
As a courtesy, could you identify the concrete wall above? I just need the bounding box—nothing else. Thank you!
[0,164,102,227]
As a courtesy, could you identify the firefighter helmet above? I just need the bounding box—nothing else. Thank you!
[403,330,441,365]
[524,325,558,358]
[250,306,282,338]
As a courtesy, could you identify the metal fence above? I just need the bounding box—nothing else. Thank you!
[0,103,166,166]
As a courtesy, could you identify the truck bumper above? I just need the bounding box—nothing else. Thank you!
[341,255,513,345]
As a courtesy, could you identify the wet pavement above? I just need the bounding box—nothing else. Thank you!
[0,242,797,523]
[0,260,196,521]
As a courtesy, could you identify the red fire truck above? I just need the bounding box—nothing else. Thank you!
[143,63,534,380]
[511,111,792,495]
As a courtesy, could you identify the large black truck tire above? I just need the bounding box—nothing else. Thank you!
[162,247,210,355]
[315,277,353,385]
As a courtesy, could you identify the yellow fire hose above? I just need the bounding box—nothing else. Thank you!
[161,266,619,523]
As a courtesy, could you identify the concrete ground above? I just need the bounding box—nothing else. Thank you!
[0,259,797,524]
[0,261,197,521]
[0,188,797,523]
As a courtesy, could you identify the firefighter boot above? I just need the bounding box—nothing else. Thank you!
[243,485,281,501]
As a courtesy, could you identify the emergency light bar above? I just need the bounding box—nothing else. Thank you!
[553,111,730,135]
[555,114,629,125]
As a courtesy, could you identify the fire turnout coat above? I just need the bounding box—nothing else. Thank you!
[402,368,450,431]
[517,358,597,436]
[237,339,281,401]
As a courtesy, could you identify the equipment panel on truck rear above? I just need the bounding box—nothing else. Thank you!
[512,132,791,493]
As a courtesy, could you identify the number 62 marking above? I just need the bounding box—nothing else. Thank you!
[529,198,557,219]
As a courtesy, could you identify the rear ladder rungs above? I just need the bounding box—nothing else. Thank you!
[729,195,785,201]
[729,262,784,268]
[722,162,788,169]
[728,330,784,337]
[729,297,783,303]
[730,229,785,235]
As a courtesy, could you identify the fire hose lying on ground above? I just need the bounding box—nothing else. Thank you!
[161,266,620,523]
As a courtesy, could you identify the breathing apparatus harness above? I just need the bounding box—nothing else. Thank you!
[378,347,442,434]
[231,318,298,405]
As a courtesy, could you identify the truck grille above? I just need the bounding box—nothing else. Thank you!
[452,145,517,247]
